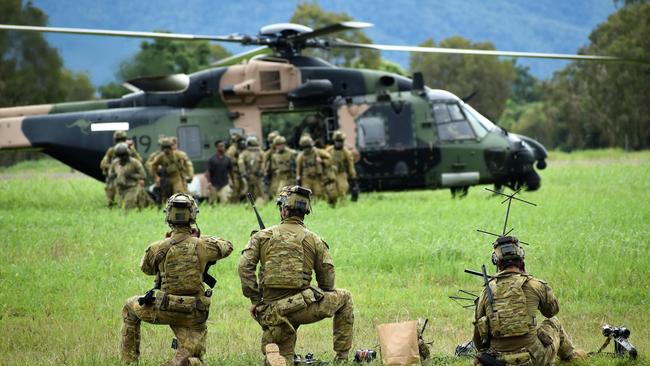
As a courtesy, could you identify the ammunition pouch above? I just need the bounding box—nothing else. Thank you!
[160,293,210,313]
[537,328,553,347]
[273,287,320,316]
[498,350,531,366]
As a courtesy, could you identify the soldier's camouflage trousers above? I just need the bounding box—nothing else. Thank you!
[105,179,116,207]
[494,317,578,366]
[120,295,209,365]
[117,185,146,210]
[256,288,354,365]
[334,173,349,200]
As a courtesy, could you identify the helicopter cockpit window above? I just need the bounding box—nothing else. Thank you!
[177,126,202,158]
[357,116,386,149]
[433,102,476,141]
[463,104,489,139]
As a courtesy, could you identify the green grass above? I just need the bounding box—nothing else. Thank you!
[1,150,649,365]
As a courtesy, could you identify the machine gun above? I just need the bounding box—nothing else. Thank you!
[596,324,638,359]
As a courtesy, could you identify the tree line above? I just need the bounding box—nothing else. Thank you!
[1,0,648,151]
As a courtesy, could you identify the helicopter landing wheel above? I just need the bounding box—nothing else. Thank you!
[450,186,469,198]
[523,170,541,191]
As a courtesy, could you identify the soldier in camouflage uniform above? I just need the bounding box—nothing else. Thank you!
[226,132,246,203]
[100,130,142,207]
[295,135,336,204]
[239,186,354,365]
[108,143,146,210]
[239,136,265,204]
[473,236,586,366]
[326,131,357,201]
[266,136,297,196]
[120,193,233,365]
[170,136,195,190]
[262,131,280,197]
[149,138,193,201]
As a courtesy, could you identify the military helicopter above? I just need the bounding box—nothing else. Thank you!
[0,21,641,196]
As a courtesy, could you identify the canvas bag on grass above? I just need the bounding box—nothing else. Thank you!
[377,320,421,365]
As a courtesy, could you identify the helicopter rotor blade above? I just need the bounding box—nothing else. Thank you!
[0,24,248,43]
[331,40,650,65]
[288,21,373,43]
[211,46,271,67]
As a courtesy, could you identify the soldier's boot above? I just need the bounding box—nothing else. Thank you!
[265,343,287,366]
[332,289,355,360]
[120,307,141,363]
[161,348,191,366]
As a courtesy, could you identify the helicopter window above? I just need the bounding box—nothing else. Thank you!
[260,71,281,91]
[433,102,476,141]
[177,126,202,158]
[463,105,489,139]
[357,116,386,149]
[462,103,496,132]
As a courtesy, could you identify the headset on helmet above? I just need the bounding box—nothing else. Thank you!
[491,236,525,265]
[114,142,129,157]
[164,193,199,225]
[276,185,312,215]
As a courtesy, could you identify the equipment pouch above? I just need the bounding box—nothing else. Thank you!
[166,294,197,313]
[274,292,307,316]
[475,316,490,347]
[499,350,531,366]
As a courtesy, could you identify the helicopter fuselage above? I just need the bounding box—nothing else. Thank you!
[0,56,546,193]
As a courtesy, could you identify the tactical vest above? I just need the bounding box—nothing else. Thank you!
[243,149,263,175]
[114,160,139,188]
[488,275,536,338]
[262,228,308,289]
[273,151,293,175]
[161,237,203,295]
[300,151,321,177]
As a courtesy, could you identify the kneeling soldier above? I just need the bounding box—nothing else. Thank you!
[473,236,586,366]
[120,193,233,365]
[239,186,354,365]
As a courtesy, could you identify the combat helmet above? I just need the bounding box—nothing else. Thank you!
[299,135,314,148]
[267,130,279,144]
[114,142,129,157]
[276,185,312,215]
[246,135,260,147]
[273,135,286,146]
[332,130,346,141]
[164,193,199,225]
[160,137,173,149]
[113,130,128,143]
[491,236,525,265]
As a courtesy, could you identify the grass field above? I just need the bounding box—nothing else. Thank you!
[1,150,649,366]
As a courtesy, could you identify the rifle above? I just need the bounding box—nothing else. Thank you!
[138,273,161,306]
[293,353,328,365]
[597,325,637,359]
[158,165,171,203]
[481,264,495,317]
[247,192,265,229]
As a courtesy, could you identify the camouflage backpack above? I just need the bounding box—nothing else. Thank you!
[262,228,308,289]
[161,237,203,295]
[488,275,536,338]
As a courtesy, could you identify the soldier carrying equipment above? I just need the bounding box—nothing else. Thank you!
[239,186,354,365]
[120,193,233,366]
